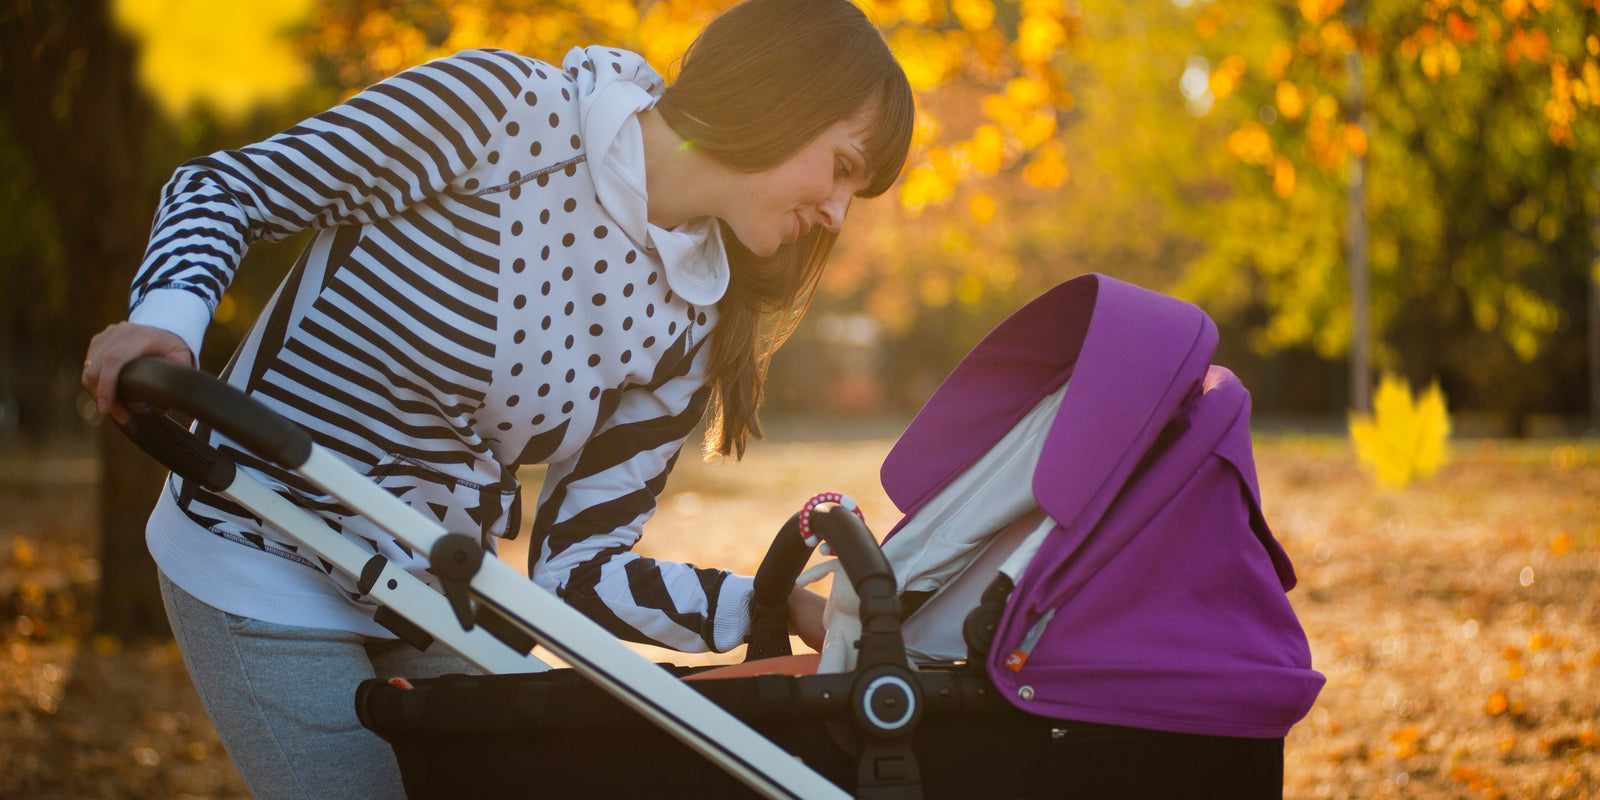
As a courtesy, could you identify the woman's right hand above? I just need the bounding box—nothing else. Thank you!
[82,322,194,424]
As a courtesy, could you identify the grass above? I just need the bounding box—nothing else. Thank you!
[1,427,1596,799]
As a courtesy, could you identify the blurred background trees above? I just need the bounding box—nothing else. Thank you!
[0,0,1595,634]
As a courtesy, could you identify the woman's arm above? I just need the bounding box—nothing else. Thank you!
[526,337,769,654]
[87,50,531,416]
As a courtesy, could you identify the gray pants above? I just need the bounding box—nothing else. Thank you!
[159,572,479,799]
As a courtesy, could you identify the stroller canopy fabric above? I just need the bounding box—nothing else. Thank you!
[881,273,1325,739]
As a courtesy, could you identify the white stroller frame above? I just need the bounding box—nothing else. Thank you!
[117,358,872,800]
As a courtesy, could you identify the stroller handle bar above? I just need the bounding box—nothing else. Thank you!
[117,357,313,469]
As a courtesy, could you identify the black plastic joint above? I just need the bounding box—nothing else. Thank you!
[357,554,388,596]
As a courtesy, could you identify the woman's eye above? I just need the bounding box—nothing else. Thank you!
[836,157,853,178]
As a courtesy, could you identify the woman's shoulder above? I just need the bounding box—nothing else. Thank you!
[406,48,579,98]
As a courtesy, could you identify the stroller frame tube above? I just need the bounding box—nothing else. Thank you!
[219,468,546,675]
[117,357,850,800]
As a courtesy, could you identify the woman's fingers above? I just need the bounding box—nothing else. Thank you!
[82,323,193,424]
[786,586,829,652]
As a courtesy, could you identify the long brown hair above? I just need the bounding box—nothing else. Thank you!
[656,0,914,459]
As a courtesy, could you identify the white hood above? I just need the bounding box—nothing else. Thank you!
[566,46,729,307]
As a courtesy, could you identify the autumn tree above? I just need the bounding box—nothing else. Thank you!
[0,0,171,637]
[1180,0,1598,427]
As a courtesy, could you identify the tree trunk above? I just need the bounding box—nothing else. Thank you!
[1345,0,1372,414]
[0,0,172,638]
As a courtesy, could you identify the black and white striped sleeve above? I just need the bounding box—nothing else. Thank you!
[528,338,755,654]
[127,49,528,356]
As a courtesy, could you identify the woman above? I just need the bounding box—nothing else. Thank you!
[80,0,915,796]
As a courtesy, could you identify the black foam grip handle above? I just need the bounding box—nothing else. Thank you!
[810,505,907,671]
[117,357,313,469]
[810,505,894,596]
[119,409,238,492]
[745,513,815,661]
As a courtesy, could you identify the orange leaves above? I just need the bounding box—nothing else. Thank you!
[1549,532,1573,555]
[1271,156,1298,198]
[1227,123,1277,166]
[1446,12,1480,43]
[1485,690,1510,715]
[1299,0,1345,26]
[1209,55,1248,102]
[1504,27,1552,67]
[1390,724,1423,758]
[1276,81,1307,120]
[1021,142,1068,189]
[1544,61,1579,147]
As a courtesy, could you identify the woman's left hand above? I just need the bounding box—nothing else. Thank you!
[786,586,828,652]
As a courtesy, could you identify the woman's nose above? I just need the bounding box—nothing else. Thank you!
[818,191,851,233]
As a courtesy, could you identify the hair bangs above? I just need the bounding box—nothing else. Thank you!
[858,72,915,198]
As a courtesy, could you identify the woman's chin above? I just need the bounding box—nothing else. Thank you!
[722,224,782,259]
[743,237,782,258]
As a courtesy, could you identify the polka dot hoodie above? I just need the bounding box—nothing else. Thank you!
[131,47,756,653]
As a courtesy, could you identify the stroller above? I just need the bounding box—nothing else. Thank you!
[119,273,1323,799]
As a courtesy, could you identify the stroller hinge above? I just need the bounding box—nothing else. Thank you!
[428,533,485,631]
[850,663,925,800]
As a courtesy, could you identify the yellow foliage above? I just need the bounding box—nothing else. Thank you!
[1266,42,1295,80]
[967,125,1007,174]
[950,0,995,32]
[1015,14,1067,66]
[1310,94,1340,121]
[954,273,985,305]
[1502,284,1562,361]
[1005,76,1053,109]
[1349,373,1452,488]
[114,0,313,120]
[968,192,997,224]
[899,164,954,211]
[890,28,963,91]
[1012,109,1059,149]
[897,0,942,27]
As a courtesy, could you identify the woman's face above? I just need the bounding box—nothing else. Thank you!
[720,103,878,257]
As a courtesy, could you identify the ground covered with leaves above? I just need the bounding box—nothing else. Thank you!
[1,426,1595,799]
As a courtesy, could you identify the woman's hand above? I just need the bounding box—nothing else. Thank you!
[82,322,194,424]
[786,585,829,652]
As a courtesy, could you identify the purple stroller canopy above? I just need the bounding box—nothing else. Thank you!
[881,274,1324,738]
